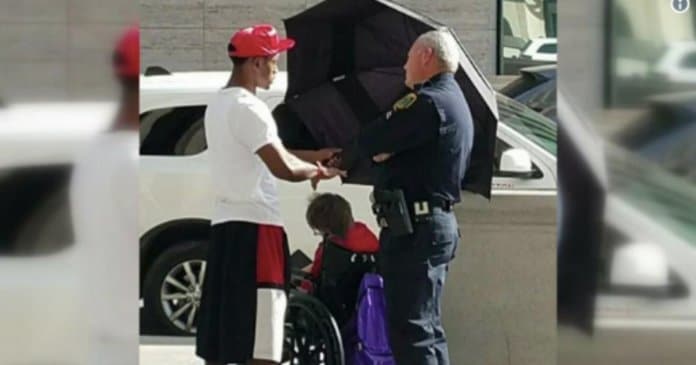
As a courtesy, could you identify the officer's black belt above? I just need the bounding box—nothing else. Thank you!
[410,197,453,217]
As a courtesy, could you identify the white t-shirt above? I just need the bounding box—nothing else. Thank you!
[205,87,283,226]
[70,131,139,365]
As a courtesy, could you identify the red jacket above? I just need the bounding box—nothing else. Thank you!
[310,222,379,280]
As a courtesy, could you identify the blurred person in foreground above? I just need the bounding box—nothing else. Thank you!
[340,29,474,365]
[69,25,139,364]
[194,24,344,365]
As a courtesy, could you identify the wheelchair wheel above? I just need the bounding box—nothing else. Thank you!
[284,290,345,365]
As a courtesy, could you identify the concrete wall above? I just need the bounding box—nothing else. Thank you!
[0,0,499,100]
[140,0,497,76]
[0,0,136,101]
[0,0,504,100]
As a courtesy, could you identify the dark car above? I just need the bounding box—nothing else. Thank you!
[615,91,696,182]
[500,64,557,122]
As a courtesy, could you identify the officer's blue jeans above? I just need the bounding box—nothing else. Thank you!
[378,208,459,365]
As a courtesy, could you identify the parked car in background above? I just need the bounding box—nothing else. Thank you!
[0,102,115,364]
[614,91,696,182]
[500,17,527,59]
[521,38,557,62]
[502,35,527,59]
[653,41,696,84]
[595,143,696,326]
[558,91,696,364]
[500,64,557,122]
[139,70,558,336]
[0,102,114,255]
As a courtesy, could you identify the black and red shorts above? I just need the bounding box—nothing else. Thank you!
[196,221,289,363]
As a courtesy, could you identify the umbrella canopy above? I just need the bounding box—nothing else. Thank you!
[278,0,498,198]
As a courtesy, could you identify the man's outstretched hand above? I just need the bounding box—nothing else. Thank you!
[372,153,393,163]
[325,153,342,168]
[311,161,347,190]
[316,148,342,164]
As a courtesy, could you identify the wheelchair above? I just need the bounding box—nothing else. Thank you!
[283,240,377,365]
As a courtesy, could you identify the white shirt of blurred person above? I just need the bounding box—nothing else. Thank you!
[69,25,139,365]
[195,25,345,365]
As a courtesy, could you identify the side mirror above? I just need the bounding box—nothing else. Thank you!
[609,241,672,297]
[498,148,534,178]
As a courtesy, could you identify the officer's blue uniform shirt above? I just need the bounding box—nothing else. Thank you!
[357,72,474,204]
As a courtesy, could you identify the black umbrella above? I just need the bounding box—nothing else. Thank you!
[277,0,499,199]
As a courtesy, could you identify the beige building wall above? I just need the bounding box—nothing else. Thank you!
[0,0,136,101]
[140,0,498,76]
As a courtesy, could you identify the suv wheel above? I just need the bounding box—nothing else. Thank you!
[143,241,208,336]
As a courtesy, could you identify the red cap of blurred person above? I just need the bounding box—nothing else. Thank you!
[228,24,295,58]
[114,25,140,78]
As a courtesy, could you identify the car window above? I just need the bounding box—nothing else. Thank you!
[607,144,696,246]
[679,51,696,69]
[0,166,73,256]
[497,93,558,156]
[502,18,514,37]
[527,80,557,111]
[538,44,557,54]
[140,106,207,156]
[500,73,545,99]
[521,39,533,52]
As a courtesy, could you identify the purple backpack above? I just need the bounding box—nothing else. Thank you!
[342,273,395,365]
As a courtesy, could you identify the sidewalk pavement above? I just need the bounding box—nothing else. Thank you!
[140,336,198,365]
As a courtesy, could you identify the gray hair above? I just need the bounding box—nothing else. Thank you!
[417,29,460,73]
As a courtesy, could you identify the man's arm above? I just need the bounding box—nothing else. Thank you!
[257,142,320,182]
[336,96,441,172]
[357,95,440,158]
[288,148,341,164]
[257,142,346,185]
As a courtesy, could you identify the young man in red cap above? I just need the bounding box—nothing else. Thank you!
[195,24,344,365]
[70,25,139,364]
[112,25,139,129]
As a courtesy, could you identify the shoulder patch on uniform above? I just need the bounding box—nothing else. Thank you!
[393,93,418,111]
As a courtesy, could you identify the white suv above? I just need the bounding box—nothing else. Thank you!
[138,70,558,335]
[522,37,558,62]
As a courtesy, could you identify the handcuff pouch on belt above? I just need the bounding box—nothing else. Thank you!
[370,189,413,236]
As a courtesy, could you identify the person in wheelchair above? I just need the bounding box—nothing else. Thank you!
[303,193,379,326]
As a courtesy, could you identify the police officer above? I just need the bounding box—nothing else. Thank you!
[354,29,474,365]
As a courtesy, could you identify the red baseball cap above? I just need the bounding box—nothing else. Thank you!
[228,24,295,58]
[113,25,140,78]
